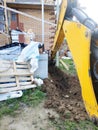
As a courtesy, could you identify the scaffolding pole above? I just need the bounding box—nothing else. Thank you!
[56,0,60,67]
[0,5,56,26]
[42,0,44,45]
[4,0,8,33]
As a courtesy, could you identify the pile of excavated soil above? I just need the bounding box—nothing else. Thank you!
[42,66,89,121]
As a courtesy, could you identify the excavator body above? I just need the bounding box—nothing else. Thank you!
[51,0,98,123]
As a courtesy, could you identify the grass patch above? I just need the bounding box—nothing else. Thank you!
[51,120,98,130]
[20,88,46,106]
[0,87,45,118]
[59,59,76,75]
[0,98,19,118]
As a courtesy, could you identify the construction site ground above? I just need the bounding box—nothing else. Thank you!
[0,60,98,130]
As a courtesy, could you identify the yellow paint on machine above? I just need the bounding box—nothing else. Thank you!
[63,21,98,118]
[51,0,98,119]
[51,0,67,58]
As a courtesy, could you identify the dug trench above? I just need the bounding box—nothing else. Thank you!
[42,65,89,121]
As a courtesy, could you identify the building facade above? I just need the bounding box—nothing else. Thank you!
[0,0,56,49]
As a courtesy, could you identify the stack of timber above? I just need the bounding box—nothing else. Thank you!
[0,60,36,93]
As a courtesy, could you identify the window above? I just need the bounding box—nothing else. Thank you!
[0,8,4,31]
[11,12,17,21]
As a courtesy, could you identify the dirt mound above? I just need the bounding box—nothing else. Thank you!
[43,66,88,121]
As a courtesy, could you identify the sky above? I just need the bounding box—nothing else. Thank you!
[78,0,98,22]
[57,0,98,22]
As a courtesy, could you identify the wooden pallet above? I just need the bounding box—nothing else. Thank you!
[0,60,36,93]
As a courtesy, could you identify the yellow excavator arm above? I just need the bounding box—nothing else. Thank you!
[51,0,98,123]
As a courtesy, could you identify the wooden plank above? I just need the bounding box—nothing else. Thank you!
[16,69,30,73]
[0,67,13,69]
[60,59,69,70]
[20,81,31,86]
[13,61,20,87]
[16,65,28,69]
[0,60,12,64]
[0,68,14,74]
[0,68,32,76]
[0,77,32,83]
[19,77,31,81]
[0,83,16,88]
[0,81,32,88]
[0,61,13,73]
[0,72,32,76]
[4,0,9,36]
[27,63,34,82]
[16,62,28,65]
[0,67,30,74]
[0,60,32,74]
[0,60,34,93]
[0,77,15,82]
[0,84,37,93]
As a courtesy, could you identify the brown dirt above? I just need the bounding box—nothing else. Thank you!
[42,66,89,121]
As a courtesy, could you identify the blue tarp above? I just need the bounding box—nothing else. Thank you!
[0,45,21,60]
